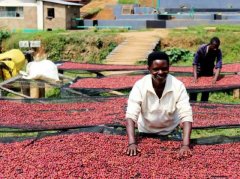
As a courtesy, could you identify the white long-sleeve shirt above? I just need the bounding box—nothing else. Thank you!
[126,74,193,135]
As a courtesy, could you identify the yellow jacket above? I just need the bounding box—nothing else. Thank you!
[0,49,26,80]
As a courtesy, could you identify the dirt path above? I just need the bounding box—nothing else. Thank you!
[105,29,169,65]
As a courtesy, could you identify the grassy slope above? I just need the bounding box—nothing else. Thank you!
[162,25,240,64]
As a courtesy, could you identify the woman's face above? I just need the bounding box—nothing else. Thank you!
[148,59,169,85]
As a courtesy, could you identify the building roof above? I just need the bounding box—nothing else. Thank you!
[41,0,83,6]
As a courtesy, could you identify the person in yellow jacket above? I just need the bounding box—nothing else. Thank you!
[0,49,26,80]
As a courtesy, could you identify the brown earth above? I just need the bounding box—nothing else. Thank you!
[92,6,116,20]
[138,0,158,8]
[82,0,159,20]
[81,0,117,14]
[81,0,156,14]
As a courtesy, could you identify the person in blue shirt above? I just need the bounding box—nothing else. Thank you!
[190,37,222,101]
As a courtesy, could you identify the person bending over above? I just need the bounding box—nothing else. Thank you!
[191,37,222,101]
[125,51,193,158]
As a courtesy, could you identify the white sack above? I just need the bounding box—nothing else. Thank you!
[22,59,60,81]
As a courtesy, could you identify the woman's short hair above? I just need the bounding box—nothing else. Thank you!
[147,51,169,66]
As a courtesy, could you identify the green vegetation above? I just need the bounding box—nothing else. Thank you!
[45,88,61,98]
[0,131,38,138]
[2,29,121,63]
[192,90,240,104]
[64,70,98,78]
[0,128,59,138]
[163,48,194,65]
[136,48,194,66]
[2,24,240,64]
[191,128,240,138]
[118,0,136,4]
[0,30,11,43]
[208,91,240,104]
[137,25,240,66]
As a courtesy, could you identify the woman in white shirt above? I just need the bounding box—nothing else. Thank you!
[126,51,193,157]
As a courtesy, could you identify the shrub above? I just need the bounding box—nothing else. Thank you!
[44,35,66,61]
[163,48,194,65]
[0,30,11,42]
[45,88,61,98]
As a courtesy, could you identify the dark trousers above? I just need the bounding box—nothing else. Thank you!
[190,92,209,102]
[190,72,212,102]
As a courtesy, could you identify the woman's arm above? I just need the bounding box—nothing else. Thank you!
[179,121,192,158]
[125,84,142,156]
[126,118,138,156]
[175,84,193,157]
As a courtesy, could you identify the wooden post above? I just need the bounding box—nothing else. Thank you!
[30,82,45,98]
[30,83,40,98]
[233,89,240,99]
[39,83,45,98]
[21,81,30,96]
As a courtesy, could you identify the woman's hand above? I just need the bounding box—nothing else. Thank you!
[126,143,139,156]
[178,145,192,158]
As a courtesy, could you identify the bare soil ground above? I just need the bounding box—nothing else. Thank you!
[81,0,117,14]
[92,7,115,20]
[82,0,159,20]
